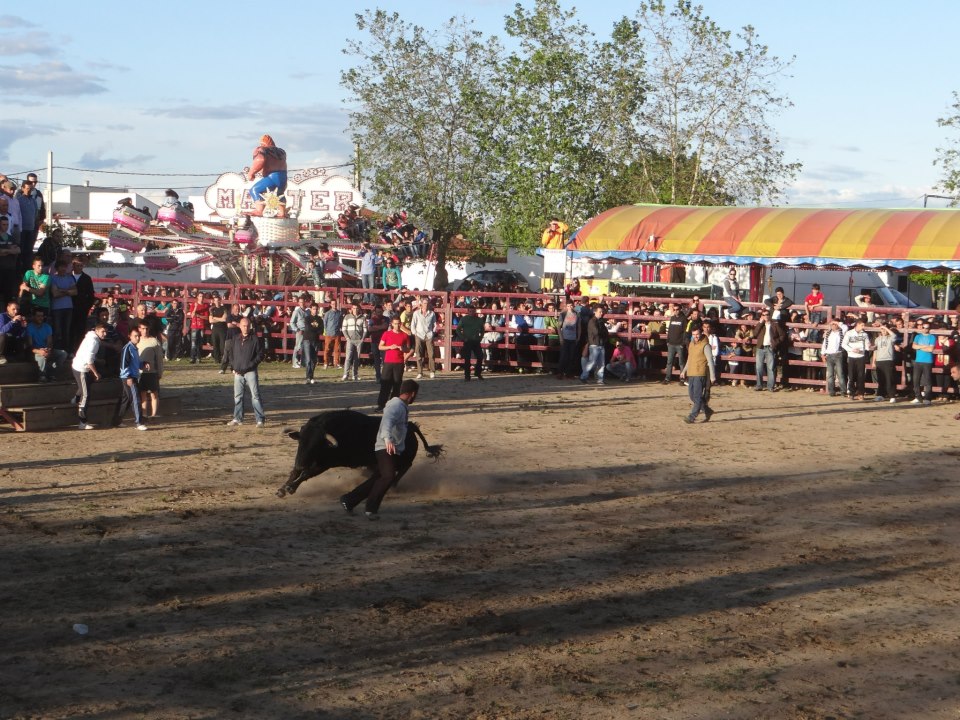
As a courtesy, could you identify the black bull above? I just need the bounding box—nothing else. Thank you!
[277,410,444,498]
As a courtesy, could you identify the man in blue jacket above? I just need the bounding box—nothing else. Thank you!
[114,326,147,430]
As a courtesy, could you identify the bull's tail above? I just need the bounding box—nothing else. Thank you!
[410,422,444,460]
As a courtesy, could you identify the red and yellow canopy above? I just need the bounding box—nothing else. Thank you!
[563,204,960,269]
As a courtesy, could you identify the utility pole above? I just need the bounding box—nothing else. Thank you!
[46,151,53,226]
[353,142,361,194]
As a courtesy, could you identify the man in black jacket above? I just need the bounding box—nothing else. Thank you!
[579,304,609,384]
[227,316,266,427]
[662,303,689,384]
[70,256,95,353]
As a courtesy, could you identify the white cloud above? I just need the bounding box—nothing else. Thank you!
[785,179,930,208]
[76,150,156,170]
[0,30,59,57]
[0,61,107,96]
[0,15,36,29]
[0,122,58,161]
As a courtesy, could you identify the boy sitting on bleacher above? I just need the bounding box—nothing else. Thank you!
[0,300,27,364]
[25,308,66,381]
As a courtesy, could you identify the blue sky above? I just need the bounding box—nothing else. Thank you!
[1,1,959,208]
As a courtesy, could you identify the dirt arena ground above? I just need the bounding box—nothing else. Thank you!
[2,362,959,719]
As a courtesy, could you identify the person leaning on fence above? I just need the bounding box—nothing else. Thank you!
[410,297,436,379]
[580,303,609,385]
[841,318,872,400]
[209,293,230,366]
[321,299,343,369]
[556,300,582,378]
[820,318,846,396]
[288,294,310,369]
[752,309,785,392]
[341,302,368,381]
[457,304,485,381]
[662,304,688,384]
[873,322,899,402]
[911,320,936,405]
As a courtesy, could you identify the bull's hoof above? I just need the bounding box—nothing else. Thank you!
[276,486,288,498]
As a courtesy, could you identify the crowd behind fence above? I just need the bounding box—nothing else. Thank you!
[83,279,960,399]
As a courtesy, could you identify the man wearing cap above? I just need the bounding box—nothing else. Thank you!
[541,217,568,249]
[246,134,287,217]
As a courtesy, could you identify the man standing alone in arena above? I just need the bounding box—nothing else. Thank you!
[680,325,717,423]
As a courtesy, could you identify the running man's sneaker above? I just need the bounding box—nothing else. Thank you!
[226,419,242,426]
[136,424,148,431]
[78,422,94,430]
[364,511,380,521]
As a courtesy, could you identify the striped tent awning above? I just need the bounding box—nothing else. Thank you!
[560,204,960,270]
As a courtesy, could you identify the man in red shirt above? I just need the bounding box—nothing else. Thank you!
[376,315,413,411]
[804,283,825,341]
[188,291,211,364]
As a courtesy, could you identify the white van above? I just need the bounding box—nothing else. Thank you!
[764,268,925,309]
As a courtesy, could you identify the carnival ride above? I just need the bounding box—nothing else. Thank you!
[108,188,359,287]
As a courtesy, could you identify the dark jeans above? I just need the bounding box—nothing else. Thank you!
[377,362,404,409]
[557,338,578,375]
[462,338,482,378]
[51,308,72,352]
[166,330,182,361]
[0,267,17,306]
[211,324,227,363]
[665,343,686,381]
[913,362,932,401]
[876,359,896,398]
[848,356,866,396]
[687,375,708,420]
[302,339,316,380]
[342,449,397,514]
[369,338,383,382]
[190,328,205,360]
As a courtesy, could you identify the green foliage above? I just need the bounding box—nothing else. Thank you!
[342,10,502,288]
[482,1,647,251]
[934,91,960,203]
[909,272,947,290]
[630,1,800,205]
[43,220,86,250]
[342,3,798,261]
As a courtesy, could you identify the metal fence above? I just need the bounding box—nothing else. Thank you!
[90,279,959,396]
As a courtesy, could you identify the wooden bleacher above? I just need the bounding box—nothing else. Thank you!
[0,361,180,431]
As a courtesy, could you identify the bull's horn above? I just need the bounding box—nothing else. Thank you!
[324,433,339,448]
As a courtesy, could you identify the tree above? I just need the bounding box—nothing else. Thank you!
[341,10,502,289]
[482,1,647,250]
[629,1,800,206]
[934,91,960,203]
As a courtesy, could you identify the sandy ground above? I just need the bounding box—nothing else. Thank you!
[2,361,960,720]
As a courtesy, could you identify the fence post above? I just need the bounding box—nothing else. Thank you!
[443,300,453,373]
